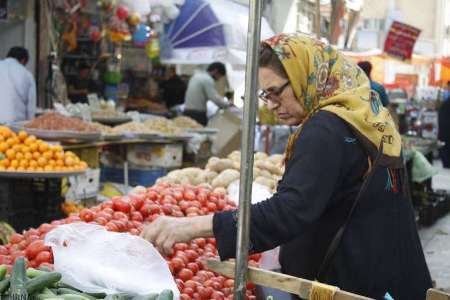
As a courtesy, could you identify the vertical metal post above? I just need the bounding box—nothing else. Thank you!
[315,0,321,39]
[234,0,262,299]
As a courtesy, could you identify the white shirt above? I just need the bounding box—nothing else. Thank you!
[0,58,36,124]
[184,71,229,112]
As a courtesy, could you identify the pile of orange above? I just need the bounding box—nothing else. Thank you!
[0,126,87,172]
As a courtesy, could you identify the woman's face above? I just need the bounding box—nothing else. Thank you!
[259,67,306,126]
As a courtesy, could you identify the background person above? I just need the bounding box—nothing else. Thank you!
[357,61,390,107]
[0,46,36,123]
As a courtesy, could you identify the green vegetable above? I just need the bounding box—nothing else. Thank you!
[27,267,48,278]
[38,294,61,300]
[104,293,134,300]
[11,257,28,299]
[57,288,97,300]
[58,294,92,300]
[55,282,81,290]
[0,265,7,281]
[0,276,10,294]
[39,266,52,272]
[132,293,158,300]
[26,272,62,295]
[42,287,57,296]
[156,290,173,300]
[86,292,107,298]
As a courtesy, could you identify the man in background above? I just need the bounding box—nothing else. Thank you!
[68,63,99,103]
[183,62,231,126]
[0,46,36,123]
[358,61,390,107]
[160,66,186,110]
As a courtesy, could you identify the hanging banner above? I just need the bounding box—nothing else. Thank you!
[0,0,7,20]
[383,21,421,61]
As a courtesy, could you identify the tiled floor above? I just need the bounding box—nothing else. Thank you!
[419,161,450,292]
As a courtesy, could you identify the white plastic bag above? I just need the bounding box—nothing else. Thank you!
[44,223,179,297]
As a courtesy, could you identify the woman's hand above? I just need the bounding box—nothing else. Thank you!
[141,215,214,256]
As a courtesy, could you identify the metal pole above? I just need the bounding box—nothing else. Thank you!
[234,0,262,299]
[315,0,321,39]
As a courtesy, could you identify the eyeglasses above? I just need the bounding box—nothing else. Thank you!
[258,81,290,104]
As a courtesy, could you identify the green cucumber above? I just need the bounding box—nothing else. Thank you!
[26,271,62,295]
[0,276,10,294]
[11,257,28,298]
[57,288,97,300]
[156,290,173,300]
[86,292,107,298]
[59,294,92,300]
[0,265,7,281]
[27,267,48,278]
[39,266,52,272]
[38,294,61,300]
[42,287,57,296]
[55,282,81,290]
[132,293,158,300]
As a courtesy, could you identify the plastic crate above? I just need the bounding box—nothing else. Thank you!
[0,178,64,232]
[100,167,166,187]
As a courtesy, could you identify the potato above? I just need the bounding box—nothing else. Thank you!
[206,157,235,173]
[227,151,241,162]
[254,152,269,161]
[255,176,276,190]
[213,187,227,195]
[205,170,219,183]
[232,161,241,170]
[269,154,284,165]
[211,169,240,188]
[255,160,283,176]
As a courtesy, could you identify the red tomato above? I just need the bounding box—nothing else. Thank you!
[185,207,200,215]
[174,243,188,251]
[38,223,54,235]
[162,204,173,215]
[211,291,225,300]
[224,279,234,288]
[193,238,206,248]
[0,246,7,255]
[80,209,95,222]
[184,190,196,201]
[9,233,24,244]
[183,280,198,290]
[147,214,160,222]
[208,196,219,204]
[207,202,217,212]
[112,198,131,214]
[148,204,161,215]
[0,255,12,265]
[196,270,209,281]
[173,190,183,201]
[178,201,190,212]
[182,287,194,297]
[192,293,201,300]
[130,212,144,222]
[96,212,112,221]
[171,210,184,217]
[129,194,145,210]
[187,262,199,274]
[146,190,158,201]
[95,217,108,226]
[184,250,198,262]
[25,240,48,259]
[178,268,194,281]
[18,240,28,250]
[217,199,227,210]
[113,211,129,220]
[197,193,208,205]
[23,229,39,239]
[139,204,150,217]
[206,238,216,246]
[35,251,52,265]
[222,288,232,296]
[175,278,185,291]
[105,222,119,232]
[246,282,255,290]
[180,294,191,300]
[129,228,140,235]
[198,287,213,299]
[101,201,114,209]
[171,257,185,272]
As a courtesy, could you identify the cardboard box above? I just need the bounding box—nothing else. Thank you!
[127,143,183,169]
[208,109,242,158]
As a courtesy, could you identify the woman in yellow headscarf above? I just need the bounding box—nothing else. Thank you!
[141,33,432,299]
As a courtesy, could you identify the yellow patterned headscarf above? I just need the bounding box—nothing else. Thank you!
[262,33,402,168]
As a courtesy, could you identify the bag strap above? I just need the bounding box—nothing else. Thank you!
[316,142,384,281]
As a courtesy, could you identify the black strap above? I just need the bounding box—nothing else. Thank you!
[316,142,384,281]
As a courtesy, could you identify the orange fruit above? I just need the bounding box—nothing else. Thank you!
[0,166,5,171]
[43,151,53,160]
[24,152,32,160]
[19,160,29,168]
[22,146,30,153]
[64,157,75,167]
[18,131,28,141]
[79,161,88,169]
[30,143,38,152]
[29,160,38,168]
[37,157,47,167]
[17,166,25,172]
[56,159,64,167]
[0,142,8,153]
[7,166,15,171]
[12,145,22,153]
[15,152,23,161]
[36,167,44,172]
[5,149,15,160]
[55,152,64,160]
[48,160,56,167]
[32,151,40,159]
[53,145,63,152]
[44,165,53,172]
[10,160,18,168]
[0,126,13,139]
[1,159,10,167]
[38,143,49,153]
[27,166,36,172]
[6,138,15,147]
[65,151,76,157]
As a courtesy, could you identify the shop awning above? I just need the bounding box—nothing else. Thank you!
[160,0,274,65]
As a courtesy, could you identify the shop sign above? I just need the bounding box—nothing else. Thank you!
[384,21,421,61]
[0,0,7,20]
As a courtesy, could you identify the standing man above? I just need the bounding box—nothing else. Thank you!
[357,61,390,107]
[159,66,186,110]
[183,62,231,126]
[0,47,36,123]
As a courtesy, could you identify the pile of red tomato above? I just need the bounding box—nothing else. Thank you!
[0,183,260,300]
